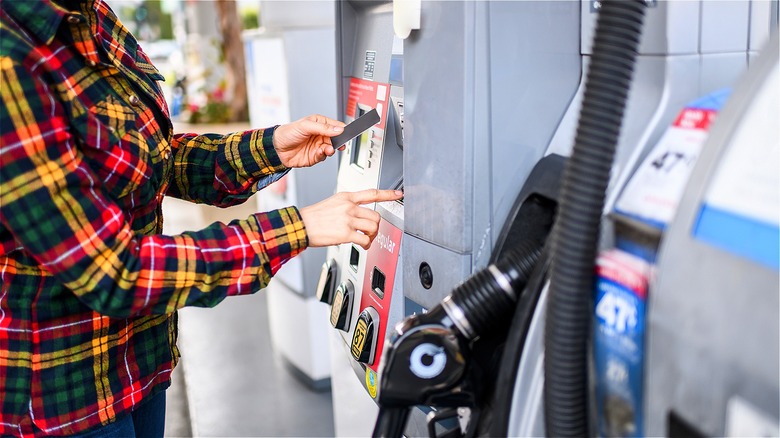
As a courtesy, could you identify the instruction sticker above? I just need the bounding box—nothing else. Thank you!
[615,107,718,229]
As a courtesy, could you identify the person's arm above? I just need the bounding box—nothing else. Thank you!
[0,59,305,318]
[167,128,287,207]
[167,115,345,207]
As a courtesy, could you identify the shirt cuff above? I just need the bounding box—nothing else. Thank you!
[232,126,287,181]
[258,125,285,170]
[248,206,308,277]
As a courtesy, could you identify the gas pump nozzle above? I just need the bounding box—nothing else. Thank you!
[372,242,544,438]
[372,305,471,438]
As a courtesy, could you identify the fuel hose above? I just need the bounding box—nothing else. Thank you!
[543,1,647,436]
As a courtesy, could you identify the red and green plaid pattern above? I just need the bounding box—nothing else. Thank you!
[0,1,307,435]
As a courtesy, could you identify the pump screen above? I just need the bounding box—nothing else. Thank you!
[350,107,372,170]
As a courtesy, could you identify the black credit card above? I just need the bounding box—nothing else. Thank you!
[330,108,380,149]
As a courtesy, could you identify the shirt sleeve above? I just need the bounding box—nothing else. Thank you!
[0,58,308,318]
[167,128,290,207]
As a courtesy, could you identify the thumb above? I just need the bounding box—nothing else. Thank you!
[300,118,344,137]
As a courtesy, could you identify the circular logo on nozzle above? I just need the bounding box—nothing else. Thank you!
[409,342,446,379]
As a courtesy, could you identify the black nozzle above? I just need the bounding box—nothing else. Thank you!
[372,407,411,438]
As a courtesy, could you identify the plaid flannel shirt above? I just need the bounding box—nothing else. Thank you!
[0,0,308,435]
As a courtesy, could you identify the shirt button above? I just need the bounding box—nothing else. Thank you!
[87,60,97,67]
[67,15,81,24]
[129,95,141,106]
[163,150,171,160]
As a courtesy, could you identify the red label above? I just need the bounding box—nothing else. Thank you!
[346,77,391,131]
[596,250,650,300]
[673,108,717,131]
[360,219,403,372]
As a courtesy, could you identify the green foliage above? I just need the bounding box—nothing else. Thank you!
[241,10,259,30]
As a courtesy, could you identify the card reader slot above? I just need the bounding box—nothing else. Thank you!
[350,246,360,272]
[371,267,386,299]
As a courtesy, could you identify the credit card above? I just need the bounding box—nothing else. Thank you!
[331,108,380,149]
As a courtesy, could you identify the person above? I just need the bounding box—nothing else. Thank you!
[0,0,402,436]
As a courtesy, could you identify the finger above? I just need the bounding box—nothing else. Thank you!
[352,206,381,223]
[317,147,328,161]
[348,189,404,205]
[351,217,380,237]
[322,142,336,156]
[351,231,371,250]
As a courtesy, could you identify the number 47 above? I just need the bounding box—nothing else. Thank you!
[596,291,638,333]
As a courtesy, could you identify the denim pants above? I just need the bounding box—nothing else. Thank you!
[71,390,166,438]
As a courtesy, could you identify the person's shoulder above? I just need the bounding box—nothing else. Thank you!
[0,20,39,74]
[0,18,30,65]
[1,1,60,59]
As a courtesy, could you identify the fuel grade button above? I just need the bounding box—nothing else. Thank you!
[316,259,338,304]
[330,280,354,331]
[351,307,380,365]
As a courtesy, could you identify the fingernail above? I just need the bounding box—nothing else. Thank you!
[333,126,343,132]
[394,190,404,196]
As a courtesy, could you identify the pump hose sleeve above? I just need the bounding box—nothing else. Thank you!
[544,1,647,436]
[449,239,543,339]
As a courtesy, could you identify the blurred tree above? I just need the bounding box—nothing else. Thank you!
[145,0,173,40]
[215,0,248,122]
[241,9,259,30]
[121,0,173,41]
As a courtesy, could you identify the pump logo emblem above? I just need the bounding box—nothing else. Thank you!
[409,343,446,379]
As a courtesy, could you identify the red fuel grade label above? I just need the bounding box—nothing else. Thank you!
[346,77,390,131]
[360,218,402,372]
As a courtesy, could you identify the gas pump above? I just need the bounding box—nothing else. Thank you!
[320,0,583,435]
[317,2,405,435]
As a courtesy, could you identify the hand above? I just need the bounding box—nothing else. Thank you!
[273,114,346,168]
[299,189,404,249]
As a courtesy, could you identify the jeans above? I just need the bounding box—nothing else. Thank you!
[71,390,166,438]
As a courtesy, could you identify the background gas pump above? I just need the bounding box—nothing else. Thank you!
[245,0,339,389]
